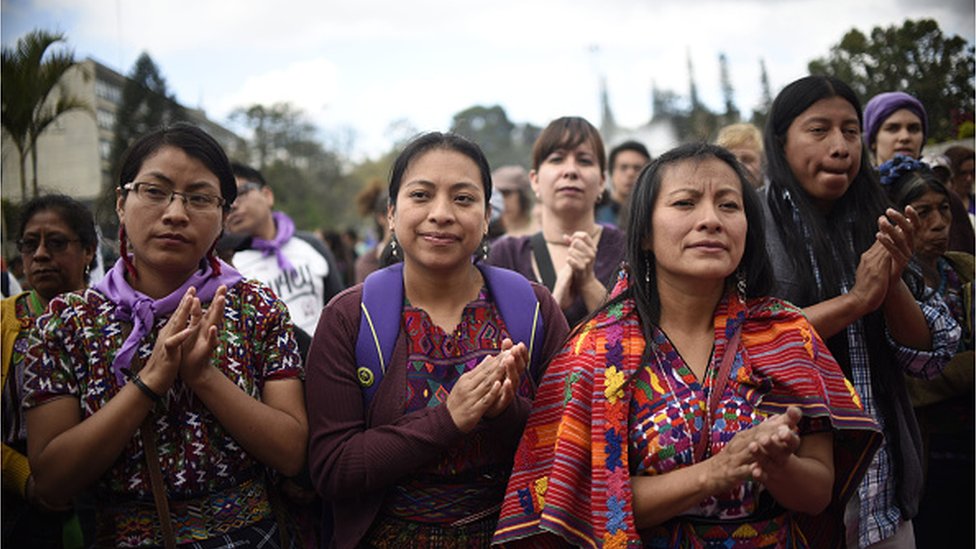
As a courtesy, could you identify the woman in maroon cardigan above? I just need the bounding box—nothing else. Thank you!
[305,132,569,548]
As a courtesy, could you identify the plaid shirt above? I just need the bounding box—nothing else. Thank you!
[802,214,960,547]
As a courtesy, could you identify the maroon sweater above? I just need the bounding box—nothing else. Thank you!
[306,279,569,549]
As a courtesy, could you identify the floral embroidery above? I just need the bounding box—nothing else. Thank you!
[604,366,626,404]
[563,371,581,405]
[574,322,593,355]
[533,476,548,509]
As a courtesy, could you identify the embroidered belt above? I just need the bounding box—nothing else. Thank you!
[96,477,273,547]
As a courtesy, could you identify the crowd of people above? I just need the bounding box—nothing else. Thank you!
[1,73,973,549]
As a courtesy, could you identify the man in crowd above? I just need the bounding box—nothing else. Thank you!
[595,140,650,229]
[225,163,344,339]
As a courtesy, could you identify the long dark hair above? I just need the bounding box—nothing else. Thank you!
[595,143,773,348]
[764,75,891,306]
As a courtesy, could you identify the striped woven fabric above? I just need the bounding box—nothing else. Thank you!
[493,271,881,548]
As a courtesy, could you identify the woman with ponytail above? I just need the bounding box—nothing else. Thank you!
[22,123,307,547]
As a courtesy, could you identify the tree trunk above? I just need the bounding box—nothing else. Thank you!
[18,148,27,200]
[30,140,39,198]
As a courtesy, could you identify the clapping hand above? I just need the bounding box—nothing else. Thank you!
[178,285,227,388]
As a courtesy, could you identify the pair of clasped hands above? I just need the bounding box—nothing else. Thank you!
[446,338,528,433]
[552,230,600,311]
[137,286,229,398]
[708,406,804,492]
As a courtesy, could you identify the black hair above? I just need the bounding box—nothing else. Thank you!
[886,166,949,210]
[608,140,651,174]
[117,123,237,211]
[765,77,920,486]
[388,132,492,211]
[583,143,773,351]
[17,193,98,278]
[764,75,890,307]
[231,162,268,187]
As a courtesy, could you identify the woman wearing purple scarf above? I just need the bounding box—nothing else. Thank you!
[22,123,307,548]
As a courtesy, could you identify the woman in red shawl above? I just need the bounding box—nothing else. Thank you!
[494,143,881,548]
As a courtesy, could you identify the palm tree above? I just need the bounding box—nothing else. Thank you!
[2,30,89,198]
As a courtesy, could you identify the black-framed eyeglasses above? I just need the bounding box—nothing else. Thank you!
[123,182,226,211]
[16,235,81,255]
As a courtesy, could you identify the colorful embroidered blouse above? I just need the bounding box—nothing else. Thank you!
[383,288,526,523]
[493,271,881,548]
[22,280,302,537]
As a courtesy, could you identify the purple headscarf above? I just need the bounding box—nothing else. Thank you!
[863,91,928,146]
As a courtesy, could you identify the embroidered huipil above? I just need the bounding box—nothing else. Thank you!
[494,272,881,548]
[381,288,526,523]
[22,280,303,547]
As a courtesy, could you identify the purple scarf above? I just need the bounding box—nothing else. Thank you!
[94,257,244,387]
[251,211,296,273]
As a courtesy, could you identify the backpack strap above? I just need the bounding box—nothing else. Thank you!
[478,265,545,383]
[530,232,557,291]
[355,263,404,405]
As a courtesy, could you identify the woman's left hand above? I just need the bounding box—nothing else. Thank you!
[179,285,227,388]
[485,339,528,418]
[875,206,917,283]
[564,230,598,286]
[748,406,802,482]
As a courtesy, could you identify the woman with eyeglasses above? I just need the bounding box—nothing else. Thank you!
[22,123,307,548]
[2,194,97,547]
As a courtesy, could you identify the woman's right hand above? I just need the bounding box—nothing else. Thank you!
[139,287,205,396]
[847,241,892,317]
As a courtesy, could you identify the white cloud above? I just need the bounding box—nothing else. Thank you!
[213,57,340,123]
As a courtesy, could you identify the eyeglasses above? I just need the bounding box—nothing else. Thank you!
[123,182,226,211]
[16,234,81,255]
[236,182,264,196]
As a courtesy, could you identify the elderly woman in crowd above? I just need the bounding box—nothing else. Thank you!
[3,195,98,547]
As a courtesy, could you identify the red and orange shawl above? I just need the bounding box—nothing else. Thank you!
[493,273,881,548]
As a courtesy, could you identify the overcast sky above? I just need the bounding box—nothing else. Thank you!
[3,0,974,160]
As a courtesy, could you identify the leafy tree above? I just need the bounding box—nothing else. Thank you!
[2,30,90,198]
[230,102,354,231]
[450,105,516,167]
[109,52,187,172]
[809,18,975,141]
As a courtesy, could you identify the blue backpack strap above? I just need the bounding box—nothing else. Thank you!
[478,265,545,382]
[355,263,404,406]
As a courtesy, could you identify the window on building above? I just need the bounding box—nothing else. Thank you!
[96,108,116,130]
[95,80,121,103]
